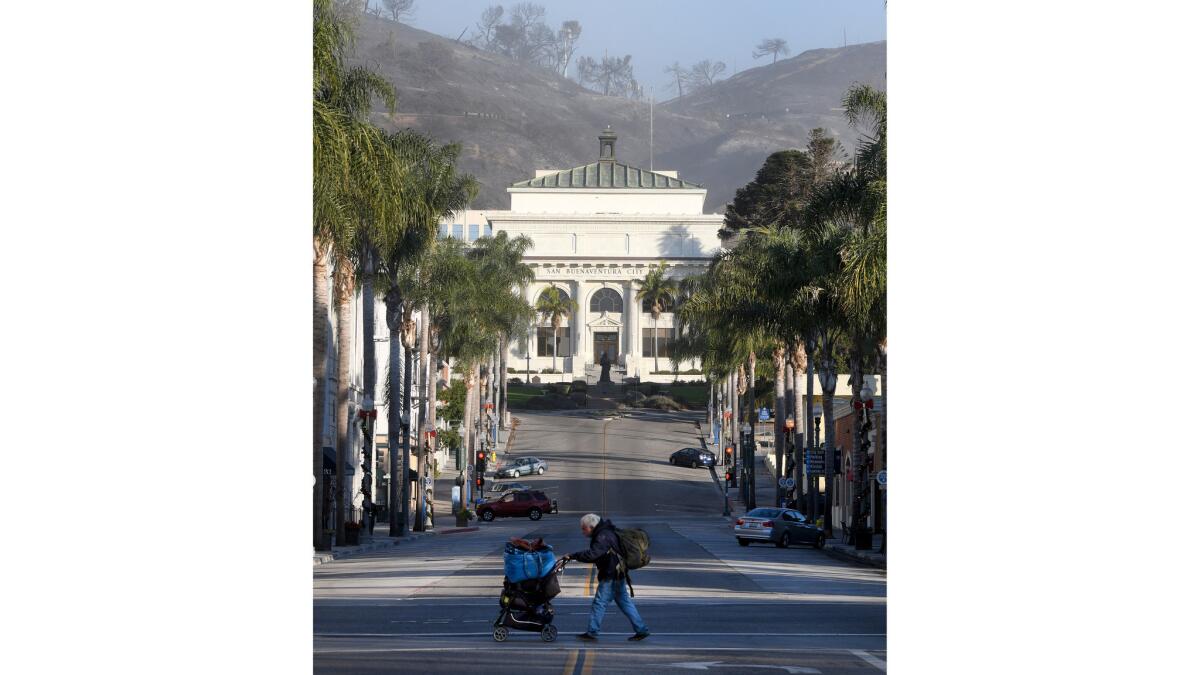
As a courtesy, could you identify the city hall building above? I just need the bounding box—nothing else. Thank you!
[442,128,724,382]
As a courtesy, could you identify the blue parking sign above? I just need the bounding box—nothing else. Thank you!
[758,407,770,421]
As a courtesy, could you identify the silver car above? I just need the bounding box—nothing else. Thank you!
[734,507,826,549]
[496,456,548,478]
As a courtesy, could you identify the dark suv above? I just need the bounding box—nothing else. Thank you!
[476,490,557,521]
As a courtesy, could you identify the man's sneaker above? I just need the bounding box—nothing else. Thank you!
[577,632,598,641]
[628,631,651,641]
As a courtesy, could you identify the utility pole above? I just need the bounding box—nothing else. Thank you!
[649,94,654,171]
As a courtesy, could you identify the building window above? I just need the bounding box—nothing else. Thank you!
[641,293,674,314]
[537,327,571,357]
[642,327,675,357]
[438,223,448,238]
[484,223,493,237]
[589,288,623,313]
[452,223,463,240]
[469,223,479,241]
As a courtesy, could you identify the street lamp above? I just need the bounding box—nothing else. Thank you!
[812,407,823,525]
[783,416,795,508]
[740,421,755,509]
[852,379,876,550]
[357,396,377,535]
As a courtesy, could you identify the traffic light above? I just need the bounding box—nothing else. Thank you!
[724,446,733,466]
[724,469,733,485]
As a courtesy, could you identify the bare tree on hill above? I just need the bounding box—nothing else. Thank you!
[664,62,687,99]
[470,3,582,75]
[381,0,415,23]
[576,54,637,98]
[753,38,791,64]
[687,59,726,89]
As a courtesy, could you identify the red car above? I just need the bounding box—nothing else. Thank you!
[476,490,557,521]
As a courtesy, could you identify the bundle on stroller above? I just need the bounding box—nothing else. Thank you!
[493,537,566,642]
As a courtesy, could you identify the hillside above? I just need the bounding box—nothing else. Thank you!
[346,14,885,212]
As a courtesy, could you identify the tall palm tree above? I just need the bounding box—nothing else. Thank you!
[467,232,534,429]
[636,261,678,375]
[534,287,577,376]
[312,0,398,548]
[376,133,478,535]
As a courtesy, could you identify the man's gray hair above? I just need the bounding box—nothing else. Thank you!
[580,513,601,529]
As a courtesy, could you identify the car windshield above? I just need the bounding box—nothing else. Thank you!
[747,508,782,518]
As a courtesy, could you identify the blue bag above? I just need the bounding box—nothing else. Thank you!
[504,543,556,582]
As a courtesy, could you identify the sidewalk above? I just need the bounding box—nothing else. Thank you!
[312,523,481,566]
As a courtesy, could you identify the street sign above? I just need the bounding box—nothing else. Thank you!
[778,477,788,488]
[805,449,825,474]
[466,465,474,476]
[758,407,770,421]
[876,470,887,487]
[423,476,433,489]
[783,477,795,489]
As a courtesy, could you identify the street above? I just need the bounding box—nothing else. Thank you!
[314,410,887,673]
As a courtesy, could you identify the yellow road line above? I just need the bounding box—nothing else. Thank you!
[582,649,595,674]
[561,649,579,675]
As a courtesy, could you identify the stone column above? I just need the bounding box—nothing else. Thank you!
[572,279,586,378]
[621,280,634,370]
[629,279,641,378]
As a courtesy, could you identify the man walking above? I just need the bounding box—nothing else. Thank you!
[562,513,650,641]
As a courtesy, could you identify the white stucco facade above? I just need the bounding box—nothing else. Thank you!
[443,128,725,383]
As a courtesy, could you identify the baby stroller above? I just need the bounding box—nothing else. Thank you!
[493,538,567,642]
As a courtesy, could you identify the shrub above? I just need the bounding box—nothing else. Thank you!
[507,367,516,373]
[509,377,523,384]
[642,383,661,396]
[540,368,560,374]
[639,394,685,411]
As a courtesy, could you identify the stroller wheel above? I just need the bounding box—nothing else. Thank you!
[540,624,558,642]
[493,626,509,642]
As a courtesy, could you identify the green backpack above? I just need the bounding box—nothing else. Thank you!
[614,528,651,571]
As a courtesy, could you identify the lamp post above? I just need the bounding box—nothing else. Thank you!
[357,396,378,536]
[852,379,875,550]
[777,415,796,504]
[811,408,822,525]
[740,421,756,509]
[525,327,532,385]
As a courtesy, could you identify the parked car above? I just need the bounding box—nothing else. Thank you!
[734,507,826,549]
[669,447,715,468]
[487,481,532,495]
[496,456,548,478]
[476,490,557,522]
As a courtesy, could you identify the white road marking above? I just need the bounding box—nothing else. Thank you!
[851,650,887,671]
[664,664,819,674]
[317,632,884,638]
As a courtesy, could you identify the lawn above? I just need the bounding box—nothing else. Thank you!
[505,384,543,406]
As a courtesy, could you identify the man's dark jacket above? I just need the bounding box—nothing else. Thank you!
[571,519,623,580]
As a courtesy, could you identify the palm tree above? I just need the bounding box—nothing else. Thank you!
[375,133,478,535]
[312,0,398,548]
[467,232,535,429]
[636,261,678,375]
[534,287,577,377]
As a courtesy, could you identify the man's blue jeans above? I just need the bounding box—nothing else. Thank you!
[587,577,648,635]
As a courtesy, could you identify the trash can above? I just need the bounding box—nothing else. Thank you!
[854,525,874,550]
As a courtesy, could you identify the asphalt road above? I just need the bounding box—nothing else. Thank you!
[314,409,887,673]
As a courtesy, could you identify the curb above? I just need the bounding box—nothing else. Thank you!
[312,526,481,566]
[819,543,887,570]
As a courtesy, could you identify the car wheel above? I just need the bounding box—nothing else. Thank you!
[691,460,698,468]
[814,535,825,549]
[480,509,495,522]
[528,507,542,521]
[537,467,545,475]
[776,532,790,548]
[669,457,676,465]
[737,538,750,547]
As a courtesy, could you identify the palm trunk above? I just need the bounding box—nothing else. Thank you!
[552,323,559,374]
[414,310,430,532]
[334,273,353,546]
[360,252,375,532]
[791,360,804,510]
[805,344,816,519]
[401,330,413,536]
[849,353,866,540]
[772,346,786,508]
[499,336,509,430]
[386,301,402,536]
[427,326,440,524]
[818,341,837,537]
[313,247,330,549]
[652,314,659,374]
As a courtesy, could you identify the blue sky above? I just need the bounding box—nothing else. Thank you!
[400,0,886,98]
